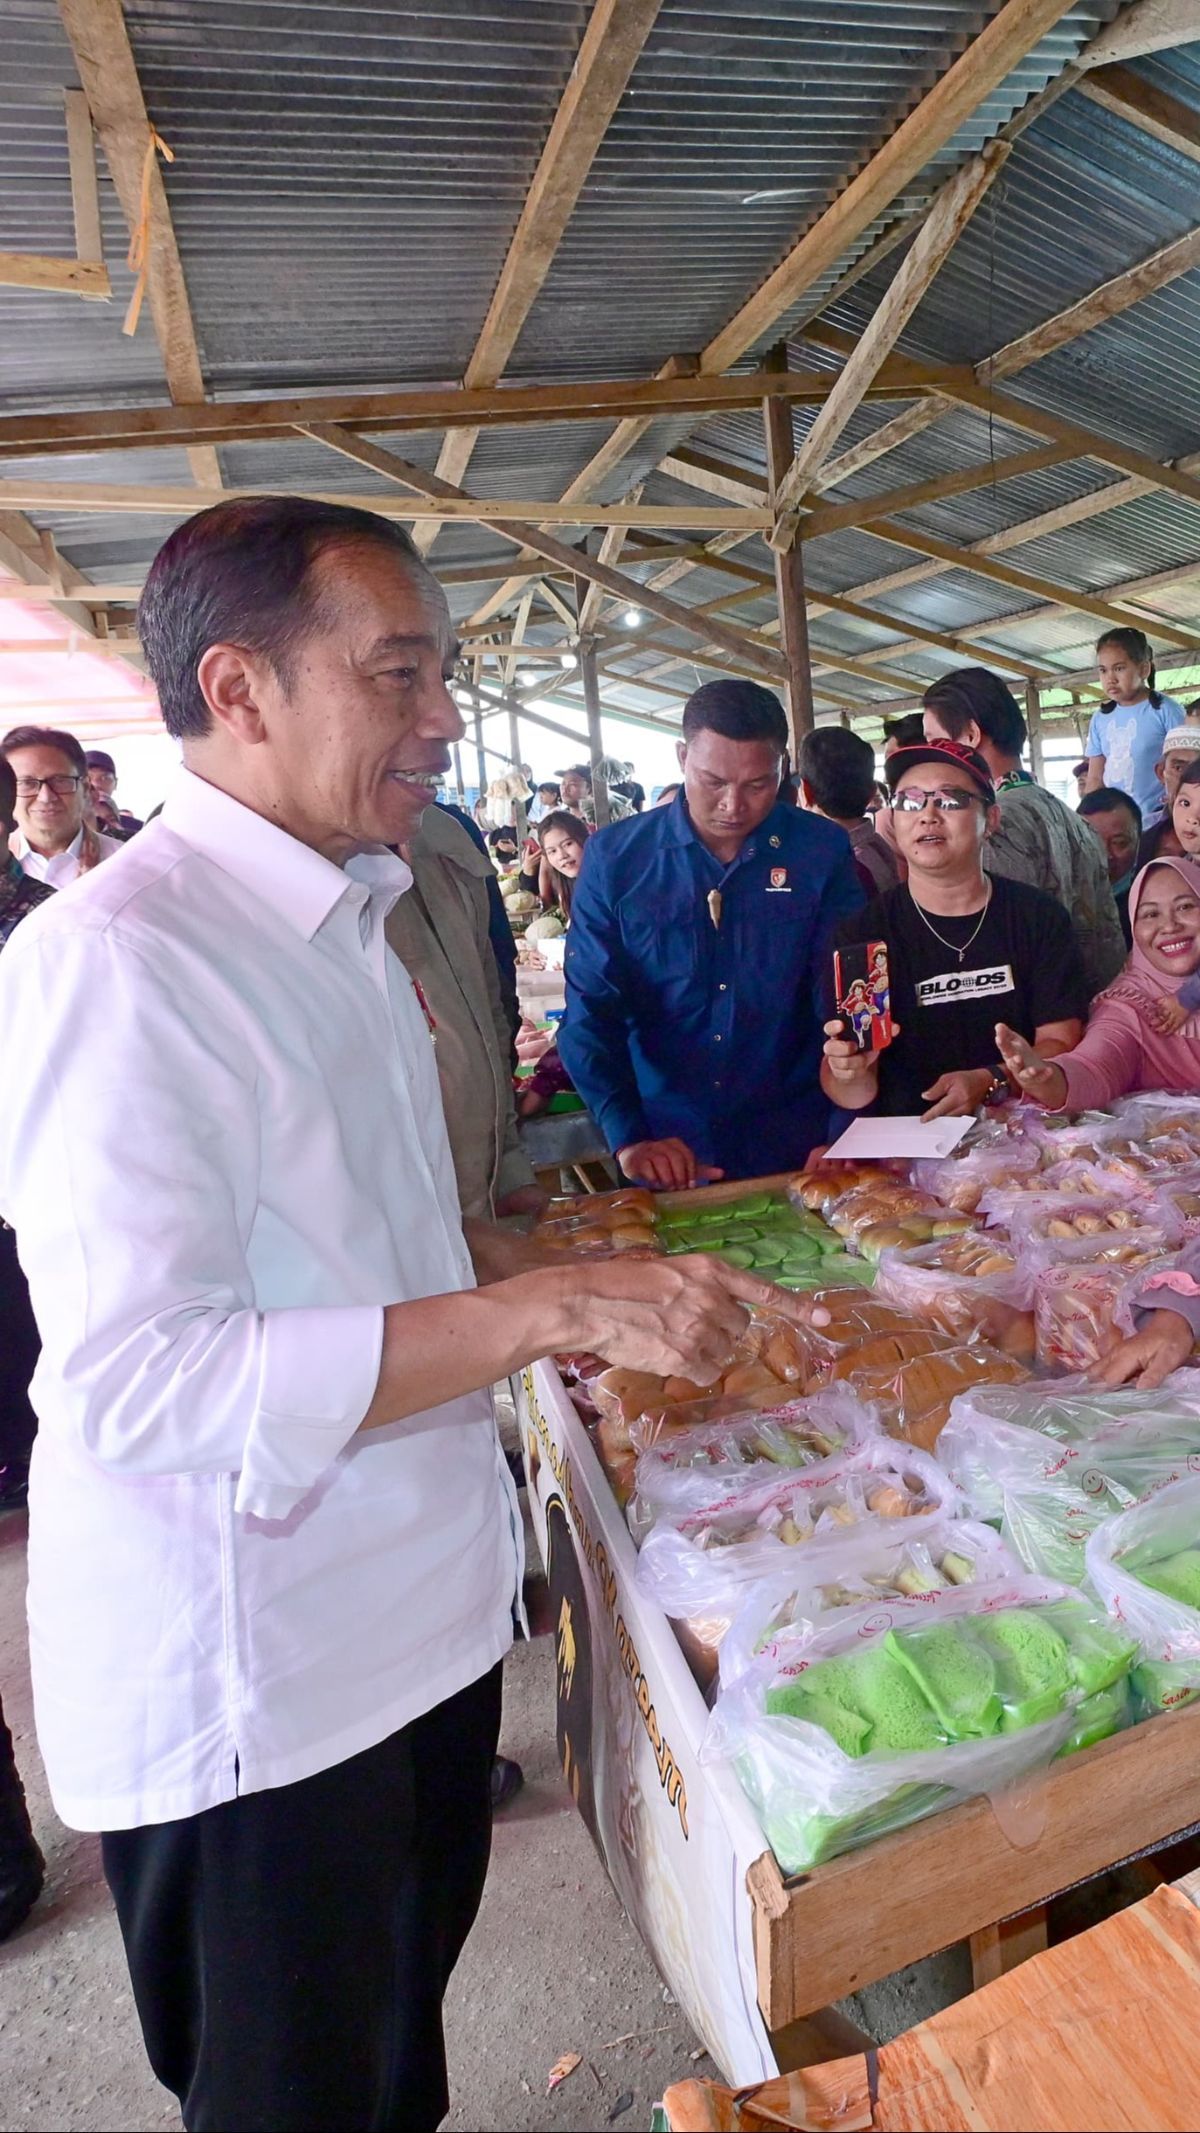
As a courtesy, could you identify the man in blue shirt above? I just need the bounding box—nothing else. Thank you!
[558,681,863,1188]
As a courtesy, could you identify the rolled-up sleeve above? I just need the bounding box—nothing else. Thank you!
[0,924,383,1517]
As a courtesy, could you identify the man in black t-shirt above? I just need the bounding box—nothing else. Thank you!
[823,738,1087,1118]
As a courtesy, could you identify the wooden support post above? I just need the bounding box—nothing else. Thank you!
[473,707,487,807]
[762,347,815,755]
[507,700,528,841]
[577,627,611,827]
[1025,679,1046,783]
[451,743,465,808]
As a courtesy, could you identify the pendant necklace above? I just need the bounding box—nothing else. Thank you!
[908,880,992,965]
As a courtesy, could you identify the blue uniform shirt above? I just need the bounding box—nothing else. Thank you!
[558,795,863,1179]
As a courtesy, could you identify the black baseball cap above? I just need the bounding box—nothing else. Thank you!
[885,736,996,807]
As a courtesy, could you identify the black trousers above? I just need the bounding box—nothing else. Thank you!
[102,1663,503,2133]
[0,1223,38,1475]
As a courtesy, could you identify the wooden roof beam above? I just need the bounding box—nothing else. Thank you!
[0,478,769,532]
[704,0,1078,372]
[855,519,1200,650]
[983,220,1200,381]
[770,144,1009,545]
[469,0,1075,628]
[57,0,219,487]
[578,486,645,631]
[1076,61,1200,163]
[418,0,664,552]
[1081,0,1200,69]
[298,424,786,682]
[0,364,907,463]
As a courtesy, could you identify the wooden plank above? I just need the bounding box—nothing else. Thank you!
[812,397,955,493]
[301,424,787,681]
[1082,0,1200,68]
[63,87,103,265]
[57,0,220,488]
[1026,679,1046,782]
[0,476,767,532]
[763,349,815,748]
[858,518,1200,649]
[1078,58,1200,164]
[463,0,662,396]
[0,364,862,463]
[703,0,1077,372]
[0,252,110,297]
[421,0,662,549]
[969,1906,1049,1989]
[770,144,1008,543]
[578,484,645,631]
[748,1697,1200,2034]
[660,450,768,507]
[801,443,1069,542]
[469,0,1072,625]
[985,221,1200,380]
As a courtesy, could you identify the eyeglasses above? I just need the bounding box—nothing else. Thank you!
[14,774,82,799]
[890,786,983,813]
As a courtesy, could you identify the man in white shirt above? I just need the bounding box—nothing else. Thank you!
[0,495,783,2133]
[2,725,123,885]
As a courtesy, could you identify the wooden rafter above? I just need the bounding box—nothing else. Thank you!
[1077,60,1200,162]
[298,423,786,681]
[1081,0,1200,69]
[769,144,1008,545]
[983,220,1200,381]
[0,478,769,532]
[0,363,918,463]
[0,252,109,297]
[56,0,219,487]
[418,0,664,553]
[578,485,645,631]
[468,0,1074,628]
[798,443,1072,542]
[704,0,1077,372]
[853,519,1200,650]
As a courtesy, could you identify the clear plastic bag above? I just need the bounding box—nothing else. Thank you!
[940,1371,1200,1586]
[702,1575,1138,1873]
[836,1339,1030,1452]
[875,1236,1034,1361]
[1010,1192,1181,1260]
[627,1390,878,1542]
[632,1440,959,1679]
[1149,1168,1200,1243]
[913,1135,1042,1215]
[717,1518,1019,1689]
[1033,1258,1169,1374]
[1086,1475,1200,1714]
[825,1181,974,1260]
[587,1304,815,1436]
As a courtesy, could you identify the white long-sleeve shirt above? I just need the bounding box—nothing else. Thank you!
[0,768,520,1832]
[13,824,124,885]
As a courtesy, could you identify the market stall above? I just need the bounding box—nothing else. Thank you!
[515,1109,1200,2083]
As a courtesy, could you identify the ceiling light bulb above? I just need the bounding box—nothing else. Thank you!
[623,607,643,627]
[560,651,578,669]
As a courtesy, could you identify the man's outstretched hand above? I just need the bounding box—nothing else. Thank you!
[617,1137,723,1192]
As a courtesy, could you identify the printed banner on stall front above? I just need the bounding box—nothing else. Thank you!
[516,1361,776,2085]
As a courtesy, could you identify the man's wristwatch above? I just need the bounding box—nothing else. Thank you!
[981,1067,1010,1106]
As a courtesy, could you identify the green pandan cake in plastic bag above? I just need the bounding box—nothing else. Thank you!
[704,1576,1138,1873]
[1086,1477,1200,1716]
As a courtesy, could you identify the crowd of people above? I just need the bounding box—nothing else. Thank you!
[1,493,1199,2131]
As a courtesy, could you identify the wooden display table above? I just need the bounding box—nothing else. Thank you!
[517,1173,1200,2083]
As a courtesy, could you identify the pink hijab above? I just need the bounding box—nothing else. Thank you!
[1100,856,1200,1013]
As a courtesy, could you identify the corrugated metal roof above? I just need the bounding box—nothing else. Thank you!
[3,0,1200,730]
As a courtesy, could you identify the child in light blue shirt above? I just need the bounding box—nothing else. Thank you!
[1086,627,1186,824]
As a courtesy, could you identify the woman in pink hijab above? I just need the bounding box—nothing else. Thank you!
[996,857,1200,1111]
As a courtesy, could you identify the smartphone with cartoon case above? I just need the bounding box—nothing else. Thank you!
[833,940,893,1052]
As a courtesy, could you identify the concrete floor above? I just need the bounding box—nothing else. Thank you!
[0,1502,717,2133]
